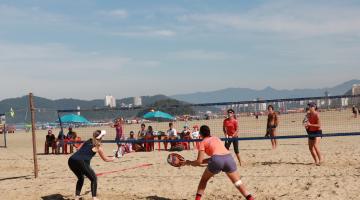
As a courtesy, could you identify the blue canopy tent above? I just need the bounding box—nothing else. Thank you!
[143,111,175,121]
[57,114,91,124]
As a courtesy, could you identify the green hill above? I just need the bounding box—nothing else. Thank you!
[0,95,171,123]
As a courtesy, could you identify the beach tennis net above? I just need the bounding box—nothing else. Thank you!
[56,94,360,141]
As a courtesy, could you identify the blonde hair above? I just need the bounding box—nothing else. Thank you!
[92,130,102,148]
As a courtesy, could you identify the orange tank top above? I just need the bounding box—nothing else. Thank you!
[199,136,229,156]
[308,112,321,132]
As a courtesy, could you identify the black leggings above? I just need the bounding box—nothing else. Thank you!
[68,158,97,197]
[225,138,239,154]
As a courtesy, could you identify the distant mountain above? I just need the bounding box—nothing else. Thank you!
[0,95,171,123]
[171,79,360,104]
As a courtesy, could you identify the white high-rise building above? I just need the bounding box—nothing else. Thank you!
[105,95,116,108]
[341,98,349,107]
[134,96,142,106]
[352,84,360,95]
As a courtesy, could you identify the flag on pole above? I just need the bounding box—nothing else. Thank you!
[10,108,15,118]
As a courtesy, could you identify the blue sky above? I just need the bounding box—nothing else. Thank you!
[0,0,360,100]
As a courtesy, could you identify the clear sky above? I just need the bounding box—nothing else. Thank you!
[0,0,359,100]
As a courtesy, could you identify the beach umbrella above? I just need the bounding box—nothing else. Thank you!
[143,110,174,120]
[58,114,91,124]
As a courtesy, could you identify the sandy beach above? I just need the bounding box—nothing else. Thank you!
[1,119,360,200]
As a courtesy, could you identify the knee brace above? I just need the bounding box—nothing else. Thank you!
[234,180,243,188]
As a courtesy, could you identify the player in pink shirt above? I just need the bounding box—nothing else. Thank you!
[185,125,254,200]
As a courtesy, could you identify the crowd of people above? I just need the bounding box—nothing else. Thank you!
[112,119,201,156]
[44,127,82,154]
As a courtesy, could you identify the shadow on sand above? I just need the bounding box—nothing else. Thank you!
[146,196,183,200]
[41,194,67,200]
[257,161,313,166]
[0,175,32,182]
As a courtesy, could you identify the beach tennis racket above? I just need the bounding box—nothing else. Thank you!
[167,153,185,167]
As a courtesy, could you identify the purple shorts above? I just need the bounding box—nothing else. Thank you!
[208,154,237,174]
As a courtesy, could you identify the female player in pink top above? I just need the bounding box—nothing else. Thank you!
[223,109,242,166]
[185,125,254,200]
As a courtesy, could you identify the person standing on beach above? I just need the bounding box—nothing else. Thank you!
[265,105,279,149]
[67,127,76,153]
[304,102,323,166]
[57,129,66,154]
[68,130,115,200]
[352,105,358,118]
[185,125,254,200]
[223,109,242,166]
[112,118,124,157]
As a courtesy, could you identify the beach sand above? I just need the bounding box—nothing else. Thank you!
[1,112,360,200]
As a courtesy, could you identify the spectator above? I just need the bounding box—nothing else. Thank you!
[352,105,358,118]
[129,130,144,152]
[45,130,56,154]
[180,125,191,139]
[167,122,178,140]
[57,129,66,154]
[137,123,147,140]
[115,131,135,158]
[127,131,135,152]
[129,131,136,139]
[179,125,191,150]
[67,127,76,153]
[145,126,155,151]
[191,125,200,149]
[66,127,75,139]
[167,122,178,148]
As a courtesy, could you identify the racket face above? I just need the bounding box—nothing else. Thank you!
[167,153,185,167]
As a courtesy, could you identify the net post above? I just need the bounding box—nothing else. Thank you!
[29,93,39,178]
[0,113,6,148]
[4,123,6,148]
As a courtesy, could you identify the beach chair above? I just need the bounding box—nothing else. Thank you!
[56,139,65,154]
[144,135,154,152]
[183,135,191,150]
[45,141,56,154]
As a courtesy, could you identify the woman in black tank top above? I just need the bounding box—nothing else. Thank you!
[68,130,115,200]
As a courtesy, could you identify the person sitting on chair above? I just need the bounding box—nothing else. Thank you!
[167,122,178,149]
[45,130,56,154]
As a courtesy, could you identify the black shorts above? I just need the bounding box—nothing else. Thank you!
[307,130,322,140]
[266,125,277,134]
[225,137,239,154]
